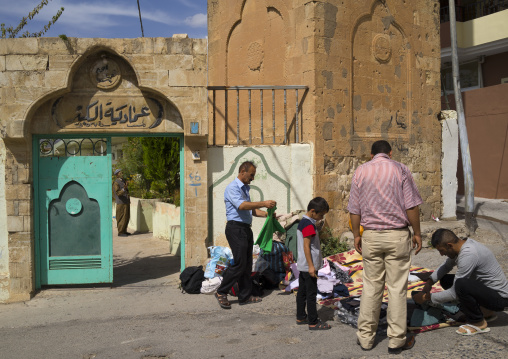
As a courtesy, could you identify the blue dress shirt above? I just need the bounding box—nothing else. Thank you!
[224,177,252,224]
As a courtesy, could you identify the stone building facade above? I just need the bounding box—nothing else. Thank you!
[208,0,442,230]
[1,0,443,303]
[0,36,208,302]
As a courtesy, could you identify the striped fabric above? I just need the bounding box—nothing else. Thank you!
[347,153,422,230]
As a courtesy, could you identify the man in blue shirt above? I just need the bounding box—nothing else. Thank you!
[215,161,276,309]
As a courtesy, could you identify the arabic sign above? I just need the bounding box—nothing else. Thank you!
[51,96,164,130]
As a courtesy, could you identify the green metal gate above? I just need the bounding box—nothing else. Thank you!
[34,137,113,287]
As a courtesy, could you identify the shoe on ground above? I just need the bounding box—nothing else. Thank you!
[388,335,415,355]
[118,233,128,237]
[356,339,372,351]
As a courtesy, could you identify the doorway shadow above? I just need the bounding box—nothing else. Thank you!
[112,252,180,286]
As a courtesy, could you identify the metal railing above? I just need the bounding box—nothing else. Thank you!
[441,0,508,23]
[208,85,308,146]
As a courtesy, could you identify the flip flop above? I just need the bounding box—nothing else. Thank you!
[309,320,331,330]
[456,324,490,336]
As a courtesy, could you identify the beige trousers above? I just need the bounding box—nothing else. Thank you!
[356,228,411,349]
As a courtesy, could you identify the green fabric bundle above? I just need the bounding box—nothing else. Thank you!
[255,206,285,252]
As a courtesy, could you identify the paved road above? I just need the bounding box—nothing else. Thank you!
[1,210,508,358]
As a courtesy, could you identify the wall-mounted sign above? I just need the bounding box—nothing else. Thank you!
[51,96,164,130]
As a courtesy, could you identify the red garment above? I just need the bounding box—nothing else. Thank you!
[347,153,422,230]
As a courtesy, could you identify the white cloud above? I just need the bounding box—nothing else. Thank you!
[184,13,206,28]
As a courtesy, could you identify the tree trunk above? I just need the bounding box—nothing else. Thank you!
[449,0,478,233]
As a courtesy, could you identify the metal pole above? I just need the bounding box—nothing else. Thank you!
[236,89,240,145]
[284,89,287,144]
[249,89,252,145]
[449,0,477,233]
[272,89,275,144]
[296,89,299,143]
[260,89,264,144]
[225,89,228,145]
[212,90,216,146]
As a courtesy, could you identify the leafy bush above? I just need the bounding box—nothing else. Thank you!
[320,227,350,258]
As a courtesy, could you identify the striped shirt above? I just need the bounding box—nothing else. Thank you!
[347,153,423,230]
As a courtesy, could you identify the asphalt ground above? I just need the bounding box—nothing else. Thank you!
[1,198,507,359]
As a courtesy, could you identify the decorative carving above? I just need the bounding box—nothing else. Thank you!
[247,41,263,71]
[90,55,121,89]
[373,34,392,63]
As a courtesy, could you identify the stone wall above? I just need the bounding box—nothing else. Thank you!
[0,36,208,302]
[208,0,442,235]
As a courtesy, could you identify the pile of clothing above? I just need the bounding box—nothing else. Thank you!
[283,258,353,299]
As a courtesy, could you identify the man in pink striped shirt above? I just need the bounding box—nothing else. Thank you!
[348,140,423,355]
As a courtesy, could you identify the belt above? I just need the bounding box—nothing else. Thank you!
[364,226,408,231]
[227,220,252,228]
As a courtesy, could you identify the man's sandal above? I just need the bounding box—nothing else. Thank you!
[456,324,490,336]
[215,292,231,309]
[309,320,331,330]
[239,296,262,305]
[296,315,309,325]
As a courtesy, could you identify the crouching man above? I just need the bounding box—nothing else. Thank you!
[413,228,508,335]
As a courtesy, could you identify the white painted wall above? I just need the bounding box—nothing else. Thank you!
[208,144,313,246]
[0,140,9,302]
[441,110,458,219]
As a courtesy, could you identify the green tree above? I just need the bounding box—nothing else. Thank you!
[1,0,64,38]
[140,137,180,202]
[115,137,180,204]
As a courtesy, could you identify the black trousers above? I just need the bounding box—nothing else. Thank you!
[440,274,508,322]
[217,221,253,302]
[296,271,318,325]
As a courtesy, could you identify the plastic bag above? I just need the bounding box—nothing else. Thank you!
[252,244,261,271]
[204,246,233,279]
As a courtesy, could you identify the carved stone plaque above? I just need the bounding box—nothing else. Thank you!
[90,57,121,89]
[373,34,392,63]
[247,41,263,71]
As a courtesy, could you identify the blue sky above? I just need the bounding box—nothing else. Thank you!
[0,0,208,39]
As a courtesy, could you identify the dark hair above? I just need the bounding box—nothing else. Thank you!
[307,197,329,213]
[238,161,256,173]
[431,228,459,248]
[371,140,392,156]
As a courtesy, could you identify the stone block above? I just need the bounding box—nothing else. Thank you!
[5,184,29,200]
[17,200,30,216]
[0,38,38,55]
[0,55,5,72]
[7,216,24,232]
[126,55,154,70]
[167,39,193,55]
[154,55,194,71]
[23,216,31,232]
[126,38,155,54]
[38,38,71,54]
[48,54,79,70]
[6,55,48,71]
[136,71,158,87]
[168,70,206,87]
[44,71,67,88]
[6,120,24,138]
[192,39,207,55]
